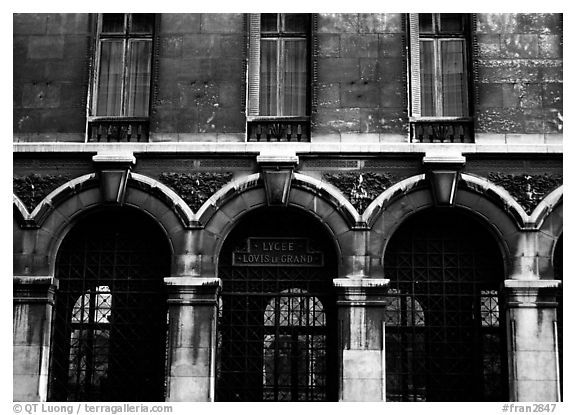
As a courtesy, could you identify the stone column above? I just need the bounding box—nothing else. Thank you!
[164,277,221,402]
[333,278,389,401]
[504,279,562,402]
[13,276,58,401]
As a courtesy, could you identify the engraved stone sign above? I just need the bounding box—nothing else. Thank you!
[232,238,324,267]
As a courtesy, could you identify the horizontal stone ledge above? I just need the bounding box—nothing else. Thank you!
[13,276,57,286]
[333,278,390,288]
[13,141,563,155]
[164,277,221,287]
[504,279,561,289]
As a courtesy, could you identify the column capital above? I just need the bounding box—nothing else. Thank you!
[333,278,390,307]
[164,277,221,306]
[503,279,562,309]
[13,276,58,305]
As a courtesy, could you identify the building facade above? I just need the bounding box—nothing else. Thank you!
[13,13,563,402]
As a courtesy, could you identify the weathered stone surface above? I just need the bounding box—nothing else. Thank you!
[341,80,380,107]
[318,58,359,83]
[317,83,341,108]
[46,14,91,35]
[358,13,403,33]
[477,13,520,34]
[161,14,202,34]
[477,83,504,108]
[538,34,562,59]
[318,33,340,57]
[477,34,501,58]
[160,35,183,59]
[201,14,244,33]
[318,14,359,33]
[502,34,540,58]
[27,36,64,59]
[13,13,48,35]
[340,34,379,58]
[377,34,404,58]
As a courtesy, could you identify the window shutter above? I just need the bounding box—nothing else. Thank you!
[150,14,161,124]
[247,14,261,117]
[241,14,248,114]
[470,14,479,115]
[408,13,421,118]
[310,13,319,114]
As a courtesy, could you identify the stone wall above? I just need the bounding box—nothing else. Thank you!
[152,14,246,141]
[13,14,92,142]
[475,13,563,137]
[315,13,407,138]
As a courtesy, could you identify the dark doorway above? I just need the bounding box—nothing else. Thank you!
[384,209,508,401]
[49,208,170,401]
[216,207,338,401]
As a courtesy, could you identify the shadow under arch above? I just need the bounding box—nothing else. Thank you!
[49,206,171,402]
[383,207,509,402]
[215,206,339,402]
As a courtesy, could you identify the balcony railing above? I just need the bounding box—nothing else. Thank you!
[88,118,150,142]
[247,117,310,142]
[410,117,474,143]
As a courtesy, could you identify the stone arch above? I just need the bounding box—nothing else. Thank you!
[12,172,197,277]
[197,172,361,279]
[533,187,563,279]
[368,173,524,278]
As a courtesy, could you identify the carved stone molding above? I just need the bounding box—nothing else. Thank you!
[488,173,563,214]
[158,172,233,212]
[13,174,70,212]
[323,171,395,212]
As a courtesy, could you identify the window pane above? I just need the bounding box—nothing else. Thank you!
[261,14,279,33]
[282,40,307,116]
[420,40,435,116]
[284,14,309,33]
[131,14,154,34]
[96,40,123,116]
[101,14,125,33]
[441,40,467,116]
[260,40,278,115]
[440,14,464,33]
[125,40,152,117]
[419,14,433,33]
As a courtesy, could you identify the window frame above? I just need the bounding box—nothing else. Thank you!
[90,13,155,120]
[408,13,473,120]
[247,13,313,120]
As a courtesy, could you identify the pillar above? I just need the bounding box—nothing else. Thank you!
[164,277,221,402]
[13,276,58,401]
[333,278,389,401]
[504,279,562,402]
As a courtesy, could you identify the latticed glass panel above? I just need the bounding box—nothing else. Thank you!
[216,209,337,402]
[384,210,507,402]
[49,209,169,402]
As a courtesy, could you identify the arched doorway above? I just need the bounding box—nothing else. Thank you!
[49,208,171,401]
[384,209,508,401]
[216,207,338,401]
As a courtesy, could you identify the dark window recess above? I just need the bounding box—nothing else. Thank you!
[384,210,508,402]
[48,209,169,402]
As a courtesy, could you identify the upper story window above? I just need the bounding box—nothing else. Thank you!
[88,14,154,142]
[247,13,312,142]
[409,13,474,143]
